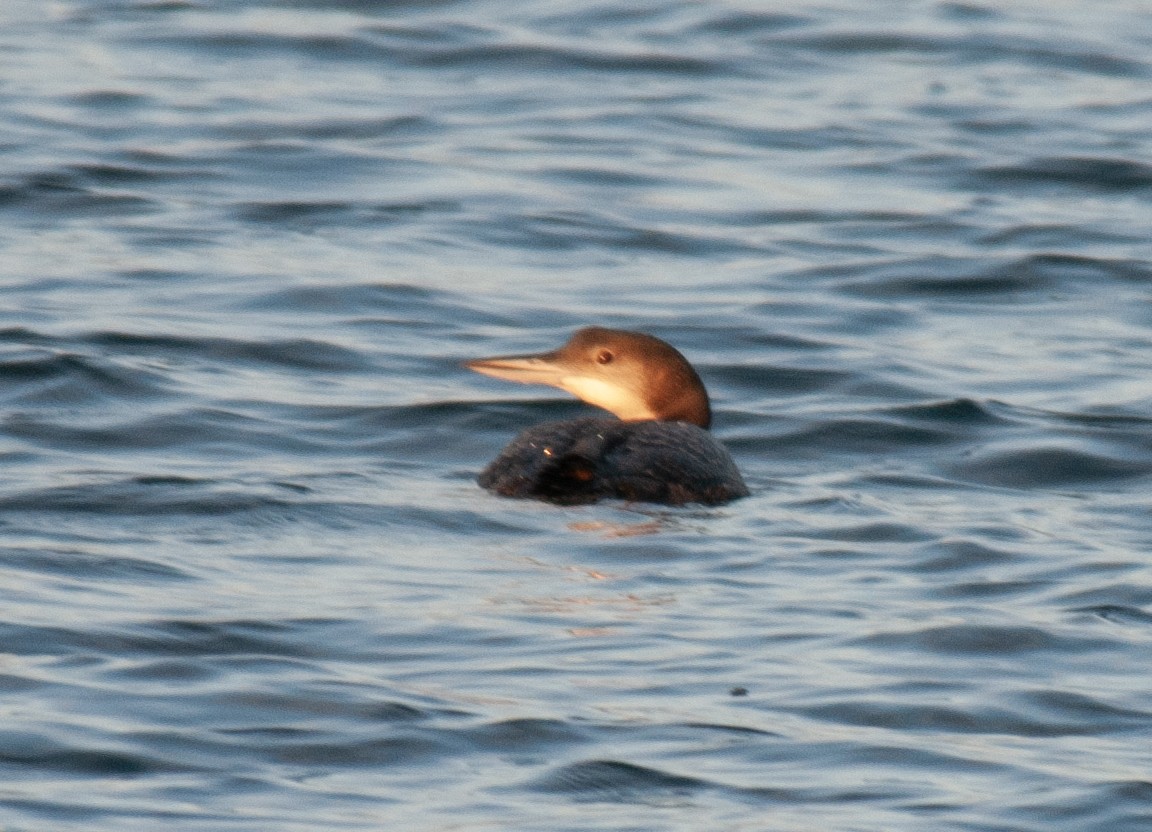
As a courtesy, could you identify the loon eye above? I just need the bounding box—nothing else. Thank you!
[595,349,614,365]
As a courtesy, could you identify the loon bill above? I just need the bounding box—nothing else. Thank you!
[466,327,748,506]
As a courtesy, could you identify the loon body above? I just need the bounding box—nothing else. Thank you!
[467,327,748,506]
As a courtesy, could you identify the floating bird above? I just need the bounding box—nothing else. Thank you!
[467,327,748,506]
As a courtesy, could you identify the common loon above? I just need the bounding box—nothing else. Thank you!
[466,327,749,506]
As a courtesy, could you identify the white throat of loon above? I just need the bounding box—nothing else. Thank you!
[466,327,713,429]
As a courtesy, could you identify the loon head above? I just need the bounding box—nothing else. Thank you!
[466,326,713,429]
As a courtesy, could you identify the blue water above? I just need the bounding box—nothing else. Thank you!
[2,1,1152,829]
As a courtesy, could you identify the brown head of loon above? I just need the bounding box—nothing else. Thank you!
[466,327,748,506]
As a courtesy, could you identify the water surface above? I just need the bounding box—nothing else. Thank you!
[2,1,1152,830]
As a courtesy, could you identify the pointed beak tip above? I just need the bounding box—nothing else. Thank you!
[465,353,573,388]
